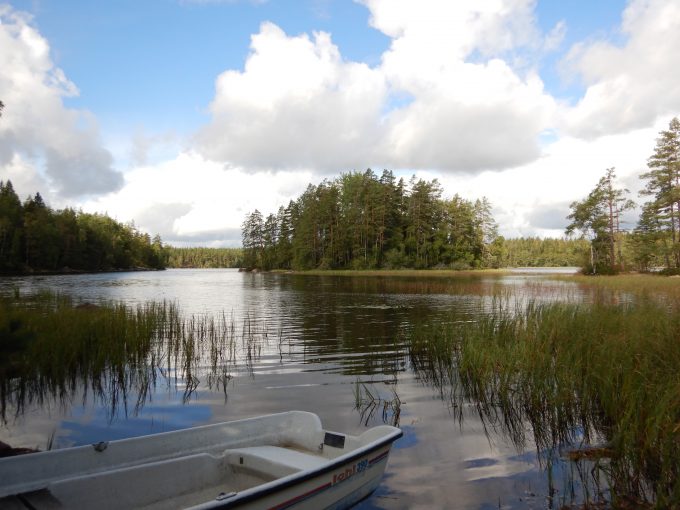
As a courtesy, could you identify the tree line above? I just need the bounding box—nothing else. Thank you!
[243,169,500,270]
[165,247,243,268]
[499,237,589,268]
[567,117,680,274]
[0,181,167,273]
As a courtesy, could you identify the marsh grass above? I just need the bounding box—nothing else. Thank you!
[552,273,680,299]
[277,269,510,277]
[0,292,269,422]
[353,379,402,427]
[408,296,680,507]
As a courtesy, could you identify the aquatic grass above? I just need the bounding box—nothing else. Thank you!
[279,269,510,277]
[352,380,402,427]
[407,297,680,507]
[0,292,268,423]
[551,273,680,300]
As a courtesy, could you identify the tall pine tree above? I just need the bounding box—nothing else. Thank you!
[639,117,680,268]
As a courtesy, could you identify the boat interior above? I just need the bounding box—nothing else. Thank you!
[0,412,394,510]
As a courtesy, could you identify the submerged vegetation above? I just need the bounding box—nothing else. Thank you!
[408,296,680,508]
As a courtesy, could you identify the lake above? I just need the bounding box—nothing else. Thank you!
[0,268,597,509]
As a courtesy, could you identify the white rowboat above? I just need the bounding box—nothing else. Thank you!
[0,411,402,509]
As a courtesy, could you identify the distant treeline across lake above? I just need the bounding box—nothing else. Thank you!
[1,178,586,274]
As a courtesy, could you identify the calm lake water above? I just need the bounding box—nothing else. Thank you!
[1,268,596,509]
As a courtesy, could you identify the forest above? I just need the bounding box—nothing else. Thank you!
[242,170,500,271]
[165,247,243,268]
[242,117,680,274]
[241,169,587,271]
[0,181,167,273]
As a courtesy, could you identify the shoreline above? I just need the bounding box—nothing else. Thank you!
[0,267,166,277]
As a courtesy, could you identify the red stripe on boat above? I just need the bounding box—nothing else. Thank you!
[368,451,389,465]
[268,481,333,510]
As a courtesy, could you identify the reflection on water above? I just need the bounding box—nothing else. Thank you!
[0,269,614,509]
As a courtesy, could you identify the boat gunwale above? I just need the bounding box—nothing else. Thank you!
[197,426,403,509]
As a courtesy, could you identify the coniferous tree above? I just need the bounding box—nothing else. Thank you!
[0,181,24,270]
[0,181,167,273]
[639,117,680,268]
[566,168,634,273]
[241,170,503,271]
[241,210,264,269]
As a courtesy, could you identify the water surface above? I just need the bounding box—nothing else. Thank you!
[0,269,593,509]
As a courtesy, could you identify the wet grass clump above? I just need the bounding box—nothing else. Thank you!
[408,298,680,508]
[0,292,246,422]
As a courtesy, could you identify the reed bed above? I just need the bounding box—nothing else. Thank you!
[408,296,680,507]
[0,292,269,422]
[553,273,680,298]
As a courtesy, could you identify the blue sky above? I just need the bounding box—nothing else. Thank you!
[11,0,392,133]
[1,0,679,245]
[13,0,625,129]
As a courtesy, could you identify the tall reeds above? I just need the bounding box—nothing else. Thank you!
[0,292,268,422]
[408,296,680,507]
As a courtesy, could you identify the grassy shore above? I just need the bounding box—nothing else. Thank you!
[408,295,680,507]
[270,268,510,277]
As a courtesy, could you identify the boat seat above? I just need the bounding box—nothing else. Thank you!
[225,446,326,478]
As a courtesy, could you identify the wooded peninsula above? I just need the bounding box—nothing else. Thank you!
[242,117,680,274]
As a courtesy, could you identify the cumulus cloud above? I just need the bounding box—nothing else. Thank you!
[196,1,560,174]
[562,0,680,138]
[0,6,122,198]
[439,122,657,238]
[526,203,572,231]
[362,0,543,59]
[197,22,387,172]
[83,152,313,246]
[133,202,194,240]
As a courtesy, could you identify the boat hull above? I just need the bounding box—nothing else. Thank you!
[197,443,394,509]
[0,412,402,510]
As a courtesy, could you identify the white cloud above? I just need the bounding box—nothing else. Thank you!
[197,22,387,172]
[83,152,313,246]
[5,0,678,245]
[0,6,122,199]
[438,122,658,238]
[362,0,542,59]
[379,61,555,171]
[562,0,680,138]
[196,1,560,174]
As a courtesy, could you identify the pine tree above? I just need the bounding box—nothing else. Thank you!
[639,117,680,268]
[241,210,264,269]
[567,168,634,273]
[0,181,24,270]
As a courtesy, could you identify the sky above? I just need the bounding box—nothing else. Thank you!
[1,0,679,247]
